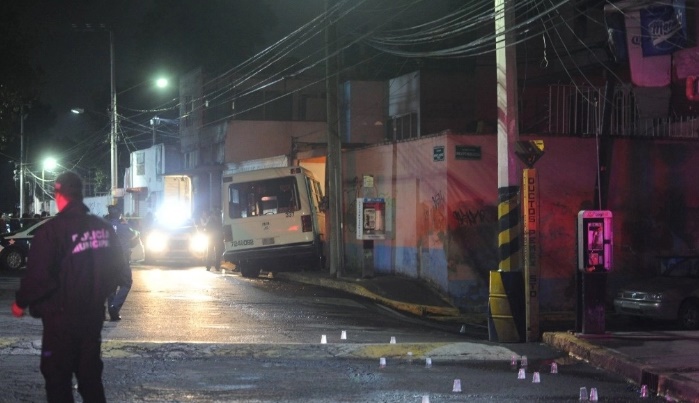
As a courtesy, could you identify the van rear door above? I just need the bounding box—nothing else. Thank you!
[226,173,314,253]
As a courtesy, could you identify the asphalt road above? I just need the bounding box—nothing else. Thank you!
[0,265,663,402]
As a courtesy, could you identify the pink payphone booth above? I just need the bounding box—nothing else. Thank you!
[576,210,613,334]
[357,198,386,278]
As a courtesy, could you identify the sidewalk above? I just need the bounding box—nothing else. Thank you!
[544,330,699,403]
[276,271,699,403]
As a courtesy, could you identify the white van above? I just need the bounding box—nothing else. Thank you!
[221,166,326,277]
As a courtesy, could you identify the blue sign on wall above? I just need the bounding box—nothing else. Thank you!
[640,1,686,57]
[433,146,445,162]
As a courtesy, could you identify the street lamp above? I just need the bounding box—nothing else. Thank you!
[156,78,169,89]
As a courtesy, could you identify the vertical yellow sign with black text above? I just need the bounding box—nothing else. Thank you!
[523,169,539,342]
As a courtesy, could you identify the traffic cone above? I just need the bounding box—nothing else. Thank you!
[640,384,648,398]
[579,387,588,401]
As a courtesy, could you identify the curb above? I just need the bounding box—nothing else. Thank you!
[542,332,699,403]
[0,338,516,362]
[274,273,461,318]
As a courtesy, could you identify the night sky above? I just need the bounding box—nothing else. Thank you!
[3,0,458,213]
[2,0,324,213]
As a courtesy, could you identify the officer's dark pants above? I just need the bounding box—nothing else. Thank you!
[40,313,106,403]
[108,275,132,311]
[207,234,223,269]
[108,253,133,312]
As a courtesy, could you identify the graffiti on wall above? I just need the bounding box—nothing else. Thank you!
[446,201,498,283]
[432,190,445,209]
[419,190,448,237]
[453,207,489,227]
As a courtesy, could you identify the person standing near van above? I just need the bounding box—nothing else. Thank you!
[11,171,130,403]
[106,204,137,321]
[200,209,223,271]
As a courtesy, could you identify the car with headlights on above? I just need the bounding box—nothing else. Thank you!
[613,256,699,330]
[142,219,209,266]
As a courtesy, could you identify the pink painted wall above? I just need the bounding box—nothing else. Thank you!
[343,133,699,312]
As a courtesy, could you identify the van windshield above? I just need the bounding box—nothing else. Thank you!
[228,176,299,219]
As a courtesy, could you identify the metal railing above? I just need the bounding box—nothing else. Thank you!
[542,84,699,139]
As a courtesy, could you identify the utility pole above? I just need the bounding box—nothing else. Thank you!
[72,24,118,203]
[19,104,26,217]
[325,0,344,277]
[488,0,523,343]
[151,116,158,146]
[109,29,118,205]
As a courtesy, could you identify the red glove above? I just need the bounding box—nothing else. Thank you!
[11,302,24,318]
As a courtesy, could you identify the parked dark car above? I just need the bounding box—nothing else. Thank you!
[0,217,144,271]
[614,256,699,330]
[0,218,52,271]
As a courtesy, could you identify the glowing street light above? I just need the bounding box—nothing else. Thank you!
[155,77,169,88]
[43,157,57,172]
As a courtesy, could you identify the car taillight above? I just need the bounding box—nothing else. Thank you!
[301,215,312,232]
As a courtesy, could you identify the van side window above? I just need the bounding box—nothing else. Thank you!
[313,179,323,205]
[307,178,324,210]
[228,176,300,219]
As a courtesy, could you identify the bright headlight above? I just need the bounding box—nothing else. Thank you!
[146,231,168,252]
[190,232,209,252]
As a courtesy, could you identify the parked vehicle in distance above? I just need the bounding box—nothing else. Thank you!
[0,218,52,271]
[142,218,209,265]
[0,217,144,271]
[221,166,326,278]
[614,256,699,330]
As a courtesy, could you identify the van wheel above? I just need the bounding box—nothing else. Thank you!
[241,266,261,278]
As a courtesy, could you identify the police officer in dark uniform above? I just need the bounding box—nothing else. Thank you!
[11,171,130,403]
[106,204,136,321]
[201,209,223,271]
